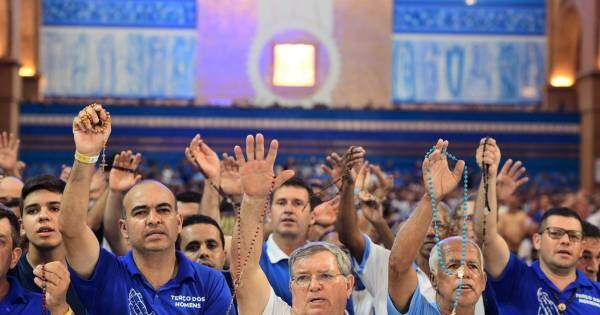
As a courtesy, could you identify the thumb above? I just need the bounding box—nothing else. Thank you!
[134,174,142,184]
[452,160,466,180]
[273,170,295,189]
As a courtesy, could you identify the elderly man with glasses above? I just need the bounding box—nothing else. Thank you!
[232,133,354,315]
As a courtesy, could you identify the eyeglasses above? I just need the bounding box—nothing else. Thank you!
[0,197,20,208]
[291,272,345,288]
[541,227,582,243]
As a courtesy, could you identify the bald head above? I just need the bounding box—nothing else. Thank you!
[122,180,176,218]
[0,176,24,216]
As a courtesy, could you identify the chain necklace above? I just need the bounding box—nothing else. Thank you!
[41,264,46,315]
[424,146,469,315]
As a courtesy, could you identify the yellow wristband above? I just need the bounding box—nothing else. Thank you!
[74,151,99,164]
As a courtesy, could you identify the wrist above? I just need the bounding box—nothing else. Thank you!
[74,151,99,164]
[48,301,69,314]
[242,193,268,203]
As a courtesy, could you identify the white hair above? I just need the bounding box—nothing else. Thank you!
[429,236,484,276]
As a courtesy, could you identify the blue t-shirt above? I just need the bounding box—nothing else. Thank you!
[0,276,48,314]
[491,253,600,314]
[69,248,234,315]
[388,282,440,315]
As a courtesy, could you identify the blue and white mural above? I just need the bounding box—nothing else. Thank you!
[41,0,197,98]
[392,0,546,104]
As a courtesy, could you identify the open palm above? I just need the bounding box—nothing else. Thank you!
[0,132,19,171]
[109,151,142,191]
[235,134,294,198]
[186,134,220,180]
[422,140,465,200]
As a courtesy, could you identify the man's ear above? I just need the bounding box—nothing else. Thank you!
[119,219,129,240]
[532,233,542,251]
[345,274,355,299]
[11,247,22,269]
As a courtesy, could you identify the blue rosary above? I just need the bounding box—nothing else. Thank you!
[425,145,469,315]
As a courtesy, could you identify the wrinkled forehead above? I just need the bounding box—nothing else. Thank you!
[123,181,175,209]
[441,240,482,264]
[0,177,23,197]
[292,250,339,274]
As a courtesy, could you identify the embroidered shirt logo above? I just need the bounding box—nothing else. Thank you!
[129,288,154,315]
[537,288,559,315]
[171,295,205,309]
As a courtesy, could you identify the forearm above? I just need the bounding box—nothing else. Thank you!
[371,219,394,250]
[336,180,365,260]
[87,188,108,231]
[389,195,432,274]
[48,302,70,315]
[232,194,270,314]
[478,173,510,277]
[200,179,221,222]
[103,189,130,256]
[388,194,431,312]
[60,161,95,238]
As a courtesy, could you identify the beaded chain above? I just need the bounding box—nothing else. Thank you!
[481,137,491,252]
[424,145,469,315]
[80,103,111,172]
[41,264,46,315]
[226,177,275,315]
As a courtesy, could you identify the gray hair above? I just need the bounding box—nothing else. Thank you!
[288,241,352,277]
[429,236,484,276]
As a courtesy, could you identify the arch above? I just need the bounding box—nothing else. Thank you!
[550,0,582,85]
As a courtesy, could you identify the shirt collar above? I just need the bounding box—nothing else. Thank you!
[124,250,195,283]
[532,260,594,290]
[266,234,289,264]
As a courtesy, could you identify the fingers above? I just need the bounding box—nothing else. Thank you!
[33,262,70,290]
[452,160,466,179]
[499,159,513,175]
[266,139,279,165]
[273,169,295,189]
[0,131,7,148]
[84,105,100,125]
[508,160,523,177]
[234,145,245,167]
[255,133,265,160]
[8,133,19,151]
[515,177,529,187]
[245,135,255,161]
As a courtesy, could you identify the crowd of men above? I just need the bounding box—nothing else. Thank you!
[0,104,598,314]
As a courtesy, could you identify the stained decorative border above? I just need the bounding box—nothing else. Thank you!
[393,3,545,35]
[42,0,197,28]
[20,114,579,135]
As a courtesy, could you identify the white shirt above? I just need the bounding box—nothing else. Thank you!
[261,288,349,315]
[354,235,486,315]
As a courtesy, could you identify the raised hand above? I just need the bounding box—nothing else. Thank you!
[311,195,340,226]
[422,139,465,200]
[234,134,294,198]
[72,103,111,156]
[322,152,344,182]
[220,153,242,196]
[340,146,365,184]
[0,132,19,173]
[59,164,72,182]
[109,150,142,192]
[371,164,394,200]
[33,262,70,314]
[185,134,220,181]
[496,159,529,203]
[475,137,501,175]
[359,192,384,224]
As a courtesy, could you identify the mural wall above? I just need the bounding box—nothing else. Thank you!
[392,0,547,104]
[41,0,197,98]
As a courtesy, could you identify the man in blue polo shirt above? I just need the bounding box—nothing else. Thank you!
[475,138,600,314]
[59,104,232,314]
[0,205,72,314]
